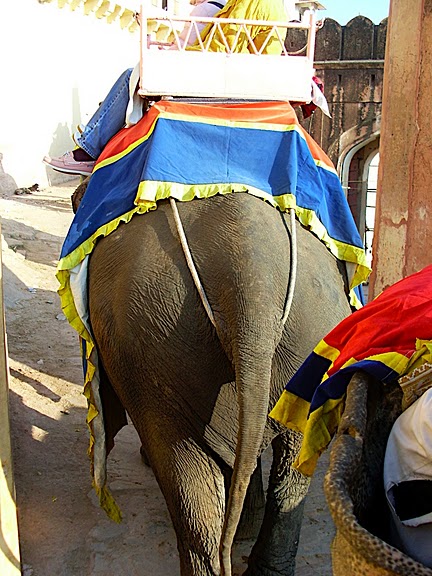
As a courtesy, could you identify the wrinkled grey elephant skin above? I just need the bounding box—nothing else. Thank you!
[88,192,351,576]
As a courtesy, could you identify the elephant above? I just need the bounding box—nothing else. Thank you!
[85,190,353,576]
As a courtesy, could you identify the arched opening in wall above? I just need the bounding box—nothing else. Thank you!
[343,139,379,234]
[365,152,379,269]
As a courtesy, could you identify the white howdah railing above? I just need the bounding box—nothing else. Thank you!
[138,1,321,101]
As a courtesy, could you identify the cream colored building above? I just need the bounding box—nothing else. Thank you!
[0,0,146,191]
[0,0,301,193]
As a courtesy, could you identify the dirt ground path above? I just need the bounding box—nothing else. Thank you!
[1,180,334,576]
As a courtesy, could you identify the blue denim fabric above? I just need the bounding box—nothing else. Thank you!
[77,68,133,160]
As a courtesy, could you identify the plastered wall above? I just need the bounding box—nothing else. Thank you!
[0,0,140,191]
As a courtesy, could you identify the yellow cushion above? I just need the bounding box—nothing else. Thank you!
[188,0,287,54]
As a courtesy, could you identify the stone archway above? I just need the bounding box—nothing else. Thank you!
[339,132,380,238]
[364,151,379,269]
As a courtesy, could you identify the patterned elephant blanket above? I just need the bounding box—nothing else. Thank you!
[270,264,432,477]
[56,99,370,520]
[59,100,369,290]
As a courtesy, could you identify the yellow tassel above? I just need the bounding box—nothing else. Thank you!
[95,0,110,18]
[128,20,139,33]
[106,3,122,23]
[83,0,101,15]
[119,8,134,29]
[95,484,123,523]
[69,0,81,11]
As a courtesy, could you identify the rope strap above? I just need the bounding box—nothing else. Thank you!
[170,198,216,327]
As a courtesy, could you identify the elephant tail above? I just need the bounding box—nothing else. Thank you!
[219,343,274,576]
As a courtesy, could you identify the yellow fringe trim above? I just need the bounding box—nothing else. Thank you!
[269,389,346,476]
[134,183,371,294]
[270,341,432,476]
[94,484,122,524]
[57,205,157,521]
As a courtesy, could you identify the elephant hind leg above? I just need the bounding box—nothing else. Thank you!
[141,420,226,576]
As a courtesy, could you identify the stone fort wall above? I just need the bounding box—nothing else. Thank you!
[287,15,387,233]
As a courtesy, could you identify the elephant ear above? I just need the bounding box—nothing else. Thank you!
[71,177,90,214]
[99,360,128,454]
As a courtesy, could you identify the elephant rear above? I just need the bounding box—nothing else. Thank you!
[88,192,351,576]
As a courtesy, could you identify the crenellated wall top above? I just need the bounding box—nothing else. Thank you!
[321,16,388,61]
